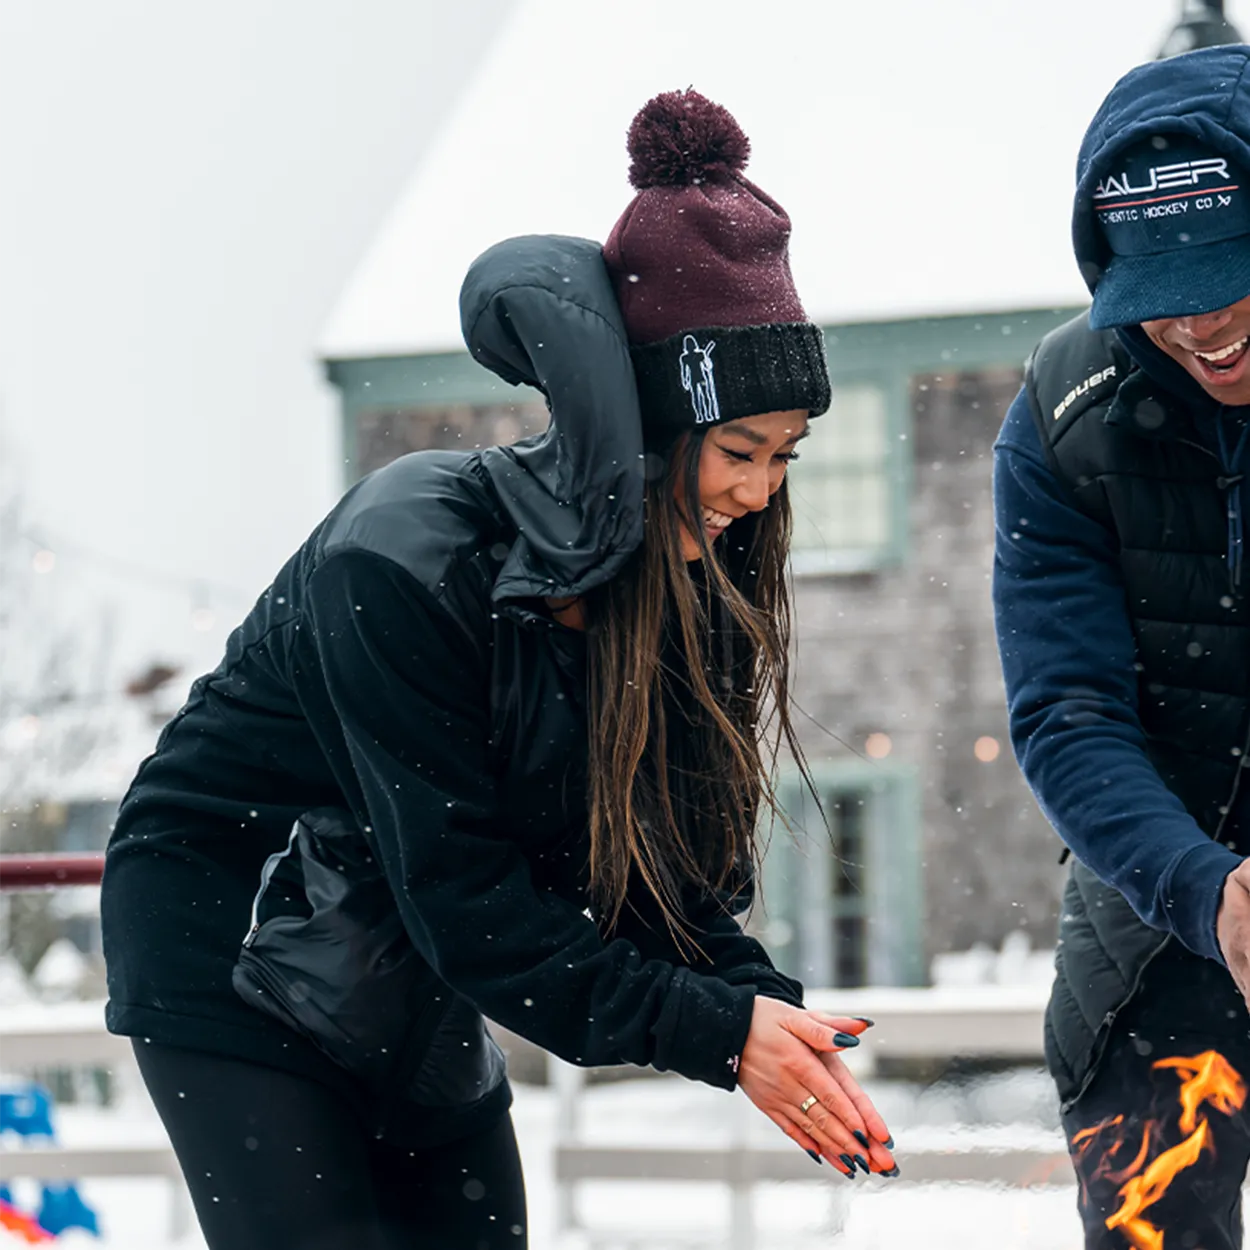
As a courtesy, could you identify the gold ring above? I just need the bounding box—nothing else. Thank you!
[799,1095,818,1115]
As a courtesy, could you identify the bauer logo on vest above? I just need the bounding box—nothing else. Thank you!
[1054,365,1118,421]
[678,335,721,425]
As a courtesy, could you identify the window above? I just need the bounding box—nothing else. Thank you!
[830,794,869,988]
[786,382,899,574]
[759,766,923,988]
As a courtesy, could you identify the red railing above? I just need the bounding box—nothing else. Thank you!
[0,853,106,890]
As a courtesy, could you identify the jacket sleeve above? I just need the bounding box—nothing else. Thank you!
[609,877,804,1008]
[993,387,1242,964]
[297,547,756,1089]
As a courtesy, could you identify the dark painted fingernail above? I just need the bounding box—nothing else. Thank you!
[854,1153,870,1173]
[853,1016,875,1027]
[805,1149,823,1165]
[839,1153,857,1175]
[853,1130,870,1148]
[882,1164,900,1178]
[833,1031,860,1048]
[884,1135,895,1149]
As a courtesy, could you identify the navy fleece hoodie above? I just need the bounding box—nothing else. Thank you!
[994,46,1250,964]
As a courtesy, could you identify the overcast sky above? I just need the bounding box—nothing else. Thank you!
[0,0,512,691]
[3,0,1249,705]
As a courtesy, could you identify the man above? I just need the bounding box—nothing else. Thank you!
[995,45,1250,1249]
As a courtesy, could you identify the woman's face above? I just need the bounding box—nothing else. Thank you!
[674,409,810,560]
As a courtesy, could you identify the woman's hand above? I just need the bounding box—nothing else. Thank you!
[807,1010,898,1176]
[736,997,896,1176]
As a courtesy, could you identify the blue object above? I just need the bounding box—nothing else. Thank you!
[993,389,1243,962]
[1073,45,1250,329]
[1090,135,1250,329]
[38,1183,100,1238]
[0,1083,102,1238]
[0,1086,55,1141]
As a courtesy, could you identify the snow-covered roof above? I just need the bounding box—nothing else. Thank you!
[319,0,1200,361]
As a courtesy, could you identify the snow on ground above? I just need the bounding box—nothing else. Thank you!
[535,1071,1075,1249]
[1,1067,1084,1249]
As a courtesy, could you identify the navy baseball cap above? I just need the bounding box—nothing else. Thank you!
[1089,135,1250,329]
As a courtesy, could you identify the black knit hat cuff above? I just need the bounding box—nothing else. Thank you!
[631,322,831,436]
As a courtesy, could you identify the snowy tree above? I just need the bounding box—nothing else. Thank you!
[0,426,121,973]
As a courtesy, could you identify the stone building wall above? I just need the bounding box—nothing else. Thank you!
[790,367,1063,963]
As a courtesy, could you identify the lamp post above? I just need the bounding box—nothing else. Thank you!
[1158,0,1245,58]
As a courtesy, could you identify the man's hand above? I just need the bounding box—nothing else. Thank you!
[1218,859,1250,1003]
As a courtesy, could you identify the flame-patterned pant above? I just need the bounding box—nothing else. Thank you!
[1063,942,1250,1250]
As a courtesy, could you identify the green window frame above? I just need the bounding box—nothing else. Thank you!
[786,373,908,574]
[782,308,1088,577]
[760,763,924,988]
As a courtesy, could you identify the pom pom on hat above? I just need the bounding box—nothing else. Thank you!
[626,88,750,189]
[604,86,830,433]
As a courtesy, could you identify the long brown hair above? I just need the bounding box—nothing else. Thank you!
[583,428,813,950]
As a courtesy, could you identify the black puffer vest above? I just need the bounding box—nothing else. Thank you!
[1026,312,1250,1107]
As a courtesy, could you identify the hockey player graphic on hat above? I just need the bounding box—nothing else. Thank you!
[678,335,721,425]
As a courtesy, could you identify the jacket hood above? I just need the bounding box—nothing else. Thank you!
[459,234,647,605]
[1074,45,1250,302]
[1116,323,1225,416]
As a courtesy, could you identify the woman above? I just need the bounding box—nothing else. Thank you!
[101,89,896,1250]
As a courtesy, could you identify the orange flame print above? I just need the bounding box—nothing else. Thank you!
[1076,1050,1246,1250]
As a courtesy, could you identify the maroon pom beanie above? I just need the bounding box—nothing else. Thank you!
[602,89,830,439]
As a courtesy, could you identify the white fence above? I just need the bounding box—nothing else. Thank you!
[553,984,1068,1250]
[0,1001,192,1240]
[1,989,1066,1249]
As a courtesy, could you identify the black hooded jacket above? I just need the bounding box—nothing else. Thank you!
[101,236,802,1138]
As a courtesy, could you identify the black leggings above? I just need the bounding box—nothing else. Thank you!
[134,1041,526,1250]
[1063,943,1250,1250]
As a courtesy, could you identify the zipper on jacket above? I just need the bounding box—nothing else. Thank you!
[1175,421,1250,598]
[1214,410,1250,596]
[242,822,301,948]
[1062,932,1170,1114]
